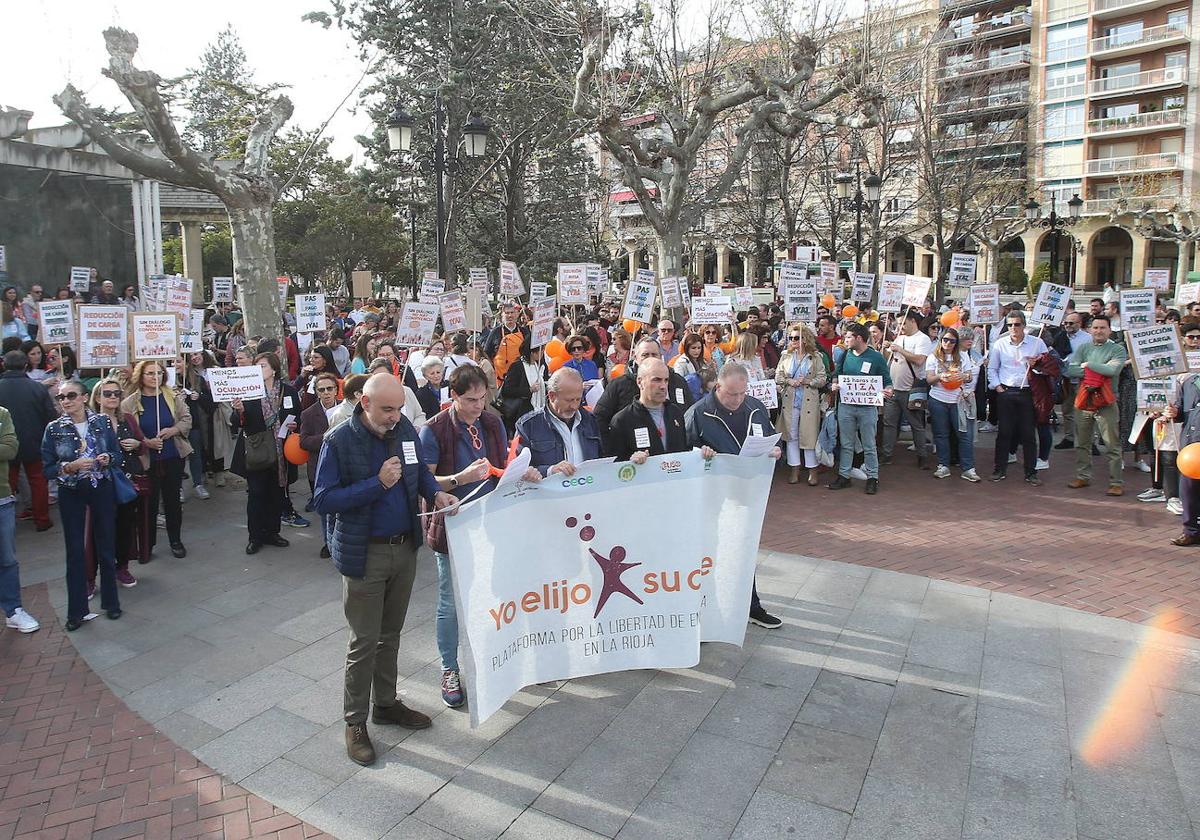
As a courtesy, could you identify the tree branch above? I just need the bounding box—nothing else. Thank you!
[243,95,295,178]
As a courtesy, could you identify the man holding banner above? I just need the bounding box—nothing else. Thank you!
[1065,314,1128,496]
[828,323,893,494]
[987,311,1047,485]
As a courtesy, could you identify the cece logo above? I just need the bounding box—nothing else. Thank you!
[561,475,595,488]
[659,460,683,474]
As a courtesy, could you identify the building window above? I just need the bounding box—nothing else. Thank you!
[1046,23,1086,61]
[1044,102,1084,139]
[1045,62,1086,99]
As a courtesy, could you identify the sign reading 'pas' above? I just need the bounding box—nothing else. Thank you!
[445,451,770,726]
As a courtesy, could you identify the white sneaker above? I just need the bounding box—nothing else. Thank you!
[1035,459,1050,471]
[849,467,869,481]
[179,488,187,503]
[978,422,997,432]
[194,485,211,500]
[1168,498,1184,516]
[1138,488,1167,502]
[933,465,951,479]
[961,469,981,483]
[156,514,165,529]
[1134,460,1151,473]
[82,612,99,622]
[906,444,916,452]
[1007,453,1018,464]
[5,608,39,633]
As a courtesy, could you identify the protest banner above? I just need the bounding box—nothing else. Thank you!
[178,309,206,354]
[469,267,490,296]
[295,293,327,333]
[851,272,875,304]
[819,262,839,298]
[901,275,933,308]
[660,276,682,310]
[735,286,754,309]
[1190,350,1200,371]
[1029,281,1071,327]
[1176,279,1200,308]
[530,282,549,301]
[703,284,723,298]
[69,266,92,293]
[794,245,820,264]
[1126,323,1188,379]
[784,278,817,323]
[76,306,129,368]
[165,277,193,320]
[1137,377,1174,412]
[130,313,178,360]
[948,253,977,287]
[1120,288,1156,330]
[419,277,445,305]
[748,379,778,409]
[690,296,733,325]
[277,277,290,310]
[678,277,691,313]
[208,366,267,402]
[558,264,588,304]
[212,276,234,303]
[37,300,74,346]
[444,450,769,726]
[531,296,556,348]
[463,287,485,333]
[589,266,608,298]
[839,375,884,406]
[636,268,657,288]
[500,260,524,297]
[968,284,1001,324]
[440,292,467,332]
[395,302,440,348]
[142,275,166,312]
[0,245,6,273]
[1144,268,1171,292]
[351,270,373,298]
[778,260,806,293]
[622,276,657,324]
[877,274,906,313]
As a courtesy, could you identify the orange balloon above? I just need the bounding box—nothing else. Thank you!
[841,304,859,319]
[622,319,642,335]
[939,310,958,328]
[548,353,567,372]
[1179,443,1200,479]
[610,363,626,380]
[942,374,963,390]
[546,338,567,359]
[283,432,309,465]
[820,294,836,309]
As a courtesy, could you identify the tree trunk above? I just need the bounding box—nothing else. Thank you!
[228,203,283,349]
[985,244,1000,284]
[657,226,685,325]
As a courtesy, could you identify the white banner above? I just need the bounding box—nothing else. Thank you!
[968,284,1001,325]
[1126,323,1188,379]
[38,300,74,346]
[69,266,92,293]
[660,276,682,311]
[901,275,932,308]
[1176,281,1200,308]
[948,253,977,287]
[735,286,754,309]
[877,274,905,313]
[445,451,769,726]
[530,282,549,302]
[469,267,490,296]
[208,366,266,402]
[178,309,206,354]
[166,277,193,321]
[76,306,129,368]
[295,293,327,333]
[840,375,884,406]
[622,277,657,324]
[851,272,875,304]
[1029,281,1071,327]
[778,260,806,296]
[130,313,178,361]
[558,264,588,305]
[690,296,732,325]
[396,302,440,348]
[1137,377,1174,412]
[748,379,778,409]
[419,277,445,305]
[500,260,524,297]
[1144,269,1171,292]
[530,296,556,348]
[784,279,817,323]
[440,292,467,333]
[1120,288,1156,330]
[819,262,839,298]
[212,276,234,303]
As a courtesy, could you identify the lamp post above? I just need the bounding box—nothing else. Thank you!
[386,95,490,282]
[835,164,882,273]
[1025,193,1083,287]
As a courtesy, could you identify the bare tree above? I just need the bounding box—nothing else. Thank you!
[54,28,292,343]
[975,216,1028,284]
[1110,201,1200,287]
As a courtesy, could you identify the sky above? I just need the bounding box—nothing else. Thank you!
[2,0,373,163]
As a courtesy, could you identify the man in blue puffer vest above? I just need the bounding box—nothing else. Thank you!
[315,374,459,767]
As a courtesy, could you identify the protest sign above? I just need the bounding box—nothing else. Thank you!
[500,260,524,297]
[1126,323,1188,379]
[208,366,266,402]
[877,274,906,313]
[778,260,806,292]
[851,272,875,304]
[395,302,440,348]
[784,279,817,323]
[469,267,490,296]
[839,375,884,406]
[212,276,234,303]
[531,296,556,348]
[351,270,373,298]
[530,282,549,301]
[703,284,723,298]
[948,253,977,287]
[295,293,327,333]
[1137,377,1174,412]
[690,296,733,325]
[748,379,778,409]
[636,269,657,289]
[0,245,6,273]
[1029,281,1071,327]
[678,277,691,313]
[1120,288,1156,330]
[558,264,588,304]
[968,284,1001,324]
[622,276,657,324]
[901,275,933,308]
[419,277,445,305]
[794,246,820,264]
[178,309,206,354]
[38,300,74,345]
[819,262,839,298]
[1176,279,1200,308]
[463,287,485,333]
[735,286,754,309]
[1144,269,1171,292]
[589,266,608,298]
[142,275,166,312]
[660,276,682,310]
[277,277,290,311]
[165,277,193,320]
[130,313,178,360]
[440,292,467,333]
[1190,350,1200,371]
[76,306,129,368]
[444,450,769,726]
[69,266,92,293]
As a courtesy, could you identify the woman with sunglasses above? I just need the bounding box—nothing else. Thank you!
[925,327,979,482]
[90,379,148,590]
[563,335,600,381]
[701,324,736,369]
[181,351,217,500]
[41,380,123,630]
[775,325,828,485]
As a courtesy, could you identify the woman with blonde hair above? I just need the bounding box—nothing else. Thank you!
[90,378,148,589]
[924,326,979,482]
[731,331,765,381]
[120,360,191,558]
[774,324,828,485]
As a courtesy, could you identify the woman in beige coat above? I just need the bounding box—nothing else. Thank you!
[774,324,828,485]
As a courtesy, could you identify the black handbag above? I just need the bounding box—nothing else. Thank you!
[244,430,278,471]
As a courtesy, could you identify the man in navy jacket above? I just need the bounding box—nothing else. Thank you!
[515,368,603,476]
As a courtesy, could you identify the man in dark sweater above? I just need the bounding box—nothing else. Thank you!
[594,337,693,450]
[0,351,56,530]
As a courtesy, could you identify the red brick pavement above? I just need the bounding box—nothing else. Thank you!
[0,584,335,840]
[761,441,1200,636]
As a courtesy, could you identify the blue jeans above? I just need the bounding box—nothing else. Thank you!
[837,404,880,479]
[435,551,458,671]
[188,426,206,487]
[59,478,119,621]
[929,400,975,471]
[0,501,20,617]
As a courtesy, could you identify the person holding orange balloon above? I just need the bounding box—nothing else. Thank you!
[924,328,979,482]
[1163,376,1200,544]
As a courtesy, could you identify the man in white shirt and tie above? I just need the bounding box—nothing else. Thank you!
[986,310,1047,484]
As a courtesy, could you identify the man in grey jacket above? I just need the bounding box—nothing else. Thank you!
[1164,372,1200,546]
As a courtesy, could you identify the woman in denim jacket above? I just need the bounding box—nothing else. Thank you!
[41,380,123,630]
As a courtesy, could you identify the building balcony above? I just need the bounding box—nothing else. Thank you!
[939,0,1026,17]
[1046,1,1088,23]
[941,129,1027,148]
[1088,66,1190,98]
[1093,0,1184,20]
[1084,152,1181,176]
[936,90,1028,117]
[943,12,1032,43]
[1086,108,1186,137]
[1090,20,1189,60]
[1083,195,1177,214]
[939,49,1031,79]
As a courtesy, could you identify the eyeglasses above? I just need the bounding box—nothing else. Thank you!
[100,390,122,398]
[1186,334,1200,341]
[316,385,337,393]
[941,338,958,344]
[569,346,584,352]
[659,328,674,333]
[788,335,802,341]
[1006,322,1023,327]
[55,393,82,402]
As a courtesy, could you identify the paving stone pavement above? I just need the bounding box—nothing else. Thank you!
[4,456,1199,839]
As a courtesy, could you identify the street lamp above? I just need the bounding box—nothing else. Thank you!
[384,96,491,281]
[1026,193,1082,287]
[835,166,882,274]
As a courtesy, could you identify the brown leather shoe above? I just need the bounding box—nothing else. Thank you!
[1067,479,1091,489]
[372,702,432,729]
[345,723,376,766]
[1106,484,1123,497]
[1171,533,1200,547]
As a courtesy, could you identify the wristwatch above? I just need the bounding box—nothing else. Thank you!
[450,475,459,488]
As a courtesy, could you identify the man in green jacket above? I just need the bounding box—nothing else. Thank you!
[0,406,39,633]
[1065,314,1129,495]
